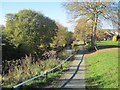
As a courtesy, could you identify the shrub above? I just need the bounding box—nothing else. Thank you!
[112,35,117,41]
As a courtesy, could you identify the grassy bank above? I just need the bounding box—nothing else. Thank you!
[2,50,75,88]
[2,43,80,88]
[84,40,119,88]
[24,60,72,88]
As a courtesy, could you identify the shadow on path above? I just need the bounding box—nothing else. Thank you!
[60,53,84,88]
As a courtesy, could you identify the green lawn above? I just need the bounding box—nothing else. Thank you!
[95,40,119,46]
[85,41,119,88]
[84,40,119,49]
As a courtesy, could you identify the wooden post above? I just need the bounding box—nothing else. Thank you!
[61,65,63,71]
[46,72,48,78]
[94,46,98,51]
[51,70,53,73]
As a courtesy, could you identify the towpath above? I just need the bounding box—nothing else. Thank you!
[59,44,85,89]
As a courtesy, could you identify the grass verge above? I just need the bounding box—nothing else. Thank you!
[95,40,119,46]
[85,47,118,88]
[84,40,119,49]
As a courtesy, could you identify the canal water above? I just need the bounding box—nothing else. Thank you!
[56,45,75,60]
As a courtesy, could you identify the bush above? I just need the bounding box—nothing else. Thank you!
[112,35,117,41]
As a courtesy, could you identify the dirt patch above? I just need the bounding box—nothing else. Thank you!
[98,48,118,53]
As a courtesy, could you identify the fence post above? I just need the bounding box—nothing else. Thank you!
[46,72,48,78]
[61,65,63,71]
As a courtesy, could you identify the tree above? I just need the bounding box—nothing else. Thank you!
[52,22,73,48]
[63,1,118,49]
[96,29,106,40]
[0,25,5,30]
[0,25,4,44]
[74,17,93,44]
[0,25,4,61]
[52,22,68,48]
[3,9,58,56]
[65,31,73,44]
[0,25,5,43]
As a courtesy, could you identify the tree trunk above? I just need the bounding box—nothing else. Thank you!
[84,40,87,45]
[91,13,98,49]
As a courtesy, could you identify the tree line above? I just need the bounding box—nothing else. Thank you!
[1,9,73,61]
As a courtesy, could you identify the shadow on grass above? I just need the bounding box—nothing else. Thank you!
[85,75,119,89]
[85,75,104,89]
[84,45,119,54]
[97,45,120,50]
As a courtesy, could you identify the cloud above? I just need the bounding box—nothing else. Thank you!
[60,22,74,32]
[0,18,6,26]
[61,20,77,32]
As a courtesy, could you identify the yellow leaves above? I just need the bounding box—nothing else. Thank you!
[74,17,93,41]
[112,36,117,41]
[4,9,59,55]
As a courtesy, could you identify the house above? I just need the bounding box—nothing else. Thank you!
[95,29,119,41]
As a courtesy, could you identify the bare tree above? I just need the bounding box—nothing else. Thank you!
[63,1,118,49]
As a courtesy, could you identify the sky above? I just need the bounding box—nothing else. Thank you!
[0,2,75,31]
[0,1,119,32]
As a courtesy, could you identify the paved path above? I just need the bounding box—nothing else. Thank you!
[59,44,85,89]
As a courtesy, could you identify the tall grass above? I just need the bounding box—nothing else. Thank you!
[2,49,72,88]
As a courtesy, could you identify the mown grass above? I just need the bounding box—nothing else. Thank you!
[83,40,119,51]
[83,42,90,49]
[85,40,119,88]
[95,40,119,46]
